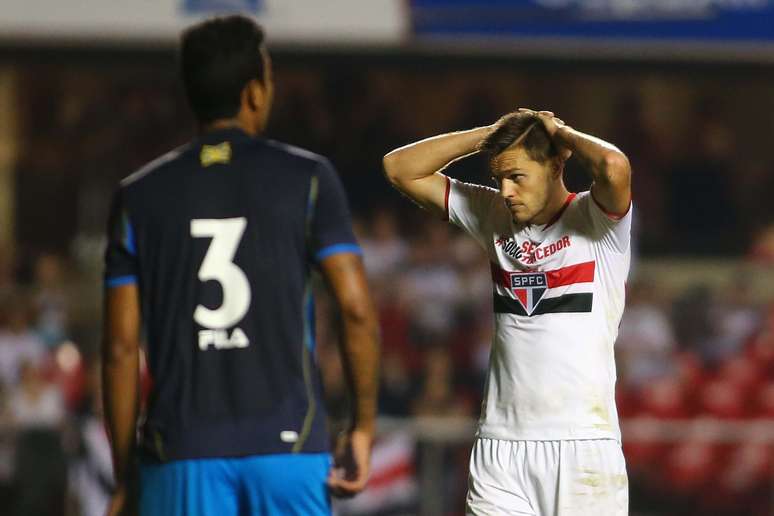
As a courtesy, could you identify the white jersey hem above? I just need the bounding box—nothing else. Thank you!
[476,424,621,444]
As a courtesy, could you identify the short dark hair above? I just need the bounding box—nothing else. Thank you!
[180,15,267,124]
[478,112,559,164]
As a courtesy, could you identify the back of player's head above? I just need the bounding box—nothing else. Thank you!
[180,15,267,124]
[478,112,559,164]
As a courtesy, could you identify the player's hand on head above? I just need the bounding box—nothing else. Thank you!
[327,427,374,498]
[518,107,564,134]
[518,108,572,160]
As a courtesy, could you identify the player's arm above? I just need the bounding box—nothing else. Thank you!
[319,252,380,497]
[102,283,141,516]
[526,109,631,215]
[382,125,493,215]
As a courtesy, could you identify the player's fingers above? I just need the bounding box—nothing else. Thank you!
[327,476,368,498]
[538,110,554,117]
[105,493,126,516]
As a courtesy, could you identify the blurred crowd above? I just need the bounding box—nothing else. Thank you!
[0,253,108,516]
[0,54,772,515]
[12,58,774,262]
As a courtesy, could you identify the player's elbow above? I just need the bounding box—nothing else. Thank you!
[339,296,376,328]
[102,337,139,366]
[601,151,631,185]
[382,152,407,188]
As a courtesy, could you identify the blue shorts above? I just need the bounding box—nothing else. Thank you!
[139,453,331,516]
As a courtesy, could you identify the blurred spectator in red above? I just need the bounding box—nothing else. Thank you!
[703,274,762,364]
[698,379,746,419]
[9,361,67,516]
[0,294,46,389]
[378,351,413,417]
[638,377,690,419]
[746,304,774,375]
[9,361,64,430]
[755,382,774,418]
[32,254,69,349]
[451,235,492,319]
[399,221,463,346]
[68,362,113,516]
[748,223,774,265]
[672,284,717,365]
[360,208,408,282]
[412,347,470,418]
[616,278,677,388]
[715,441,772,508]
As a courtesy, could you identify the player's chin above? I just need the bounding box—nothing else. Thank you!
[510,207,531,224]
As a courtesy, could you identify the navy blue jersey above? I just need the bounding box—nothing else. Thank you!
[104,128,359,461]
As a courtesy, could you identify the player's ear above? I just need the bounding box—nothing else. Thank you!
[244,79,267,113]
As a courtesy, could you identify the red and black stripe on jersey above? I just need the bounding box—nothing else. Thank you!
[491,261,595,316]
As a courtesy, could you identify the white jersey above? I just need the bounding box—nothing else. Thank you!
[447,178,632,442]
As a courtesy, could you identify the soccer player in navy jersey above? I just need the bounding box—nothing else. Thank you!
[102,15,380,516]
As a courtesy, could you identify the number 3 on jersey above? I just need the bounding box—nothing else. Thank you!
[191,218,251,350]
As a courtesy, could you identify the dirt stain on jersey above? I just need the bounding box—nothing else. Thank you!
[589,399,612,431]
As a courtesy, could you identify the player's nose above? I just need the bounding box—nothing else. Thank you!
[500,184,516,200]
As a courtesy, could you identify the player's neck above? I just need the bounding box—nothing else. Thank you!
[530,185,571,226]
[201,118,259,137]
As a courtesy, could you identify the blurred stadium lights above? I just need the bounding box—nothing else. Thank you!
[1,0,774,61]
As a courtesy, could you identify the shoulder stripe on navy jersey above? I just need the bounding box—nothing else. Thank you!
[105,275,137,288]
[315,243,362,262]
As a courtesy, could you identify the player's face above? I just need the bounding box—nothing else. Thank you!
[491,146,558,224]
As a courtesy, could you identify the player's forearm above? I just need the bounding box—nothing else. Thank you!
[102,336,140,486]
[339,306,380,434]
[382,126,492,185]
[554,126,630,187]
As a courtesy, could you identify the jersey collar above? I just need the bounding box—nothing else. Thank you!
[543,192,576,230]
[199,127,255,145]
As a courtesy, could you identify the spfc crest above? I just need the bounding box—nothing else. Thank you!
[510,272,548,315]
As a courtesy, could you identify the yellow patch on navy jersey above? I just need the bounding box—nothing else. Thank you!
[200,142,232,167]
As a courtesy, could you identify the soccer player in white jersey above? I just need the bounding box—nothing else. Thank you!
[383,108,632,515]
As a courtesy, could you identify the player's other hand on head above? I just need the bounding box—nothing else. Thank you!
[518,107,572,161]
[327,427,374,498]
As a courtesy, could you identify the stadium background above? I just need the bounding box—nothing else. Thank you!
[0,1,772,515]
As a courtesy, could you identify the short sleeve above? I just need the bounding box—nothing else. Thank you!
[582,190,633,253]
[447,178,501,250]
[104,189,139,288]
[309,160,361,262]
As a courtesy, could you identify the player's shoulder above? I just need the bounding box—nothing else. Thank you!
[260,139,332,172]
[565,190,593,216]
[450,177,498,195]
[567,190,632,223]
[120,143,192,190]
[449,178,501,210]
